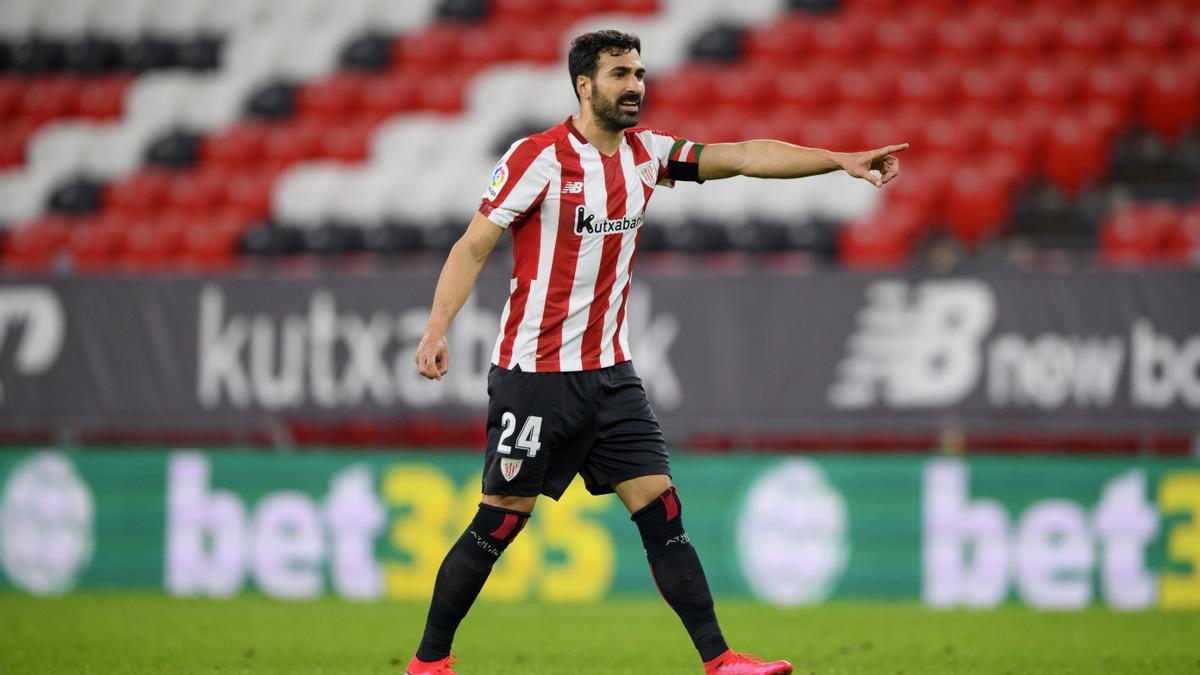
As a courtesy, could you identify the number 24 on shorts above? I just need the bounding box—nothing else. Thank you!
[497,413,543,457]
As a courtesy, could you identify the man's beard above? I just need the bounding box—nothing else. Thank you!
[590,84,641,131]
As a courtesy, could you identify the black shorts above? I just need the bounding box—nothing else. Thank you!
[481,361,670,500]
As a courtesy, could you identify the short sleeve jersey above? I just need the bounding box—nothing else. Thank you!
[479,117,704,373]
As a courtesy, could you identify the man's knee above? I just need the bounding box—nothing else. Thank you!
[481,493,537,513]
[612,474,673,514]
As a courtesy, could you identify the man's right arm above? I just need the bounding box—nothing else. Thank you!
[415,212,504,380]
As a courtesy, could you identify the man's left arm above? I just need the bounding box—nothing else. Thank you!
[698,140,908,187]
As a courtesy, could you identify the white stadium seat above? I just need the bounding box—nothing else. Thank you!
[87,0,153,39]
[0,169,58,225]
[0,0,39,40]
[273,164,349,229]
[366,0,440,35]
[32,0,95,39]
[328,168,394,226]
[26,122,96,179]
[178,74,254,132]
[196,0,271,34]
[124,72,196,133]
[144,0,207,39]
[79,122,155,180]
[271,25,350,82]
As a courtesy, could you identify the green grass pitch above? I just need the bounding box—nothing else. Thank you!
[1,593,1197,674]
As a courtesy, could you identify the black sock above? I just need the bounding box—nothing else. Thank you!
[632,487,729,662]
[415,503,529,662]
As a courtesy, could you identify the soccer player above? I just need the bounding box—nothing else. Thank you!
[406,30,905,675]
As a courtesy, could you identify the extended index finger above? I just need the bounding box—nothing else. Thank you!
[874,143,909,157]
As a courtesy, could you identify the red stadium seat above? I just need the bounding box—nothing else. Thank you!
[653,66,716,108]
[362,76,419,118]
[1083,100,1123,143]
[742,16,811,66]
[1099,204,1177,266]
[66,222,124,272]
[297,74,366,123]
[835,68,890,109]
[322,117,376,163]
[261,121,324,172]
[719,67,773,108]
[103,170,174,219]
[181,220,242,270]
[896,66,953,108]
[1053,17,1110,59]
[1082,64,1137,122]
[1019,65,1076,108]
[1184,12,1200,52]
[458,25,519,74]
[881,156,951,225]
[225,171,274,223]
[1118,14,1176,58]
[0,76,21,119]
[200,123,267,170]
[920,116,979,161]
[994,17,1049,62]
[610,0,656,14]
[872,16,931,63]
[510,19,570,64]
[121,221,185,271]
[809,17,867,61]
[420,67,470,114]
[770,69,834,110]
[795,118,852,153]
[490,0,554,22]
[167,168,230,216]
[1164,206,1200,265]
[934,17,992,62]
[0,119,35,168]
[829,105,867,150]
[77,76,131,120]
[18,76,81,125]
[2,217,70,270]
[839,205,919,269]
[394,25,464,71]
[946,166,1013,248]
[554,0,609,20]
[958,65,1017,110]
[983,116,1039,177]
[1143,65,1198,142]
[1043,116,1109,196]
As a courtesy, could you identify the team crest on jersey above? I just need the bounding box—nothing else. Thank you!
[487,163,509,200]
[500,458,523,481]
[636,160,658,188]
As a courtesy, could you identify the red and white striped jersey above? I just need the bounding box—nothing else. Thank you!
[479,116,704,373]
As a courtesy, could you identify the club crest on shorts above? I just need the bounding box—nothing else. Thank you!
[500,457,523,481]
[636,160,657,188]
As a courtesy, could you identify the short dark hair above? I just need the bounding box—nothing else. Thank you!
[567,30,641,101]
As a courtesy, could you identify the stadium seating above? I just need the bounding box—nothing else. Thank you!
[0,0,1198,271]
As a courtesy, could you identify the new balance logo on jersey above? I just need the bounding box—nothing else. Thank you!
[574,205,644,236]
[562,181,583,194]
[827,280,995,409]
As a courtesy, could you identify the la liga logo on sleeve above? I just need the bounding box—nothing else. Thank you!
[487,164,509,200]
